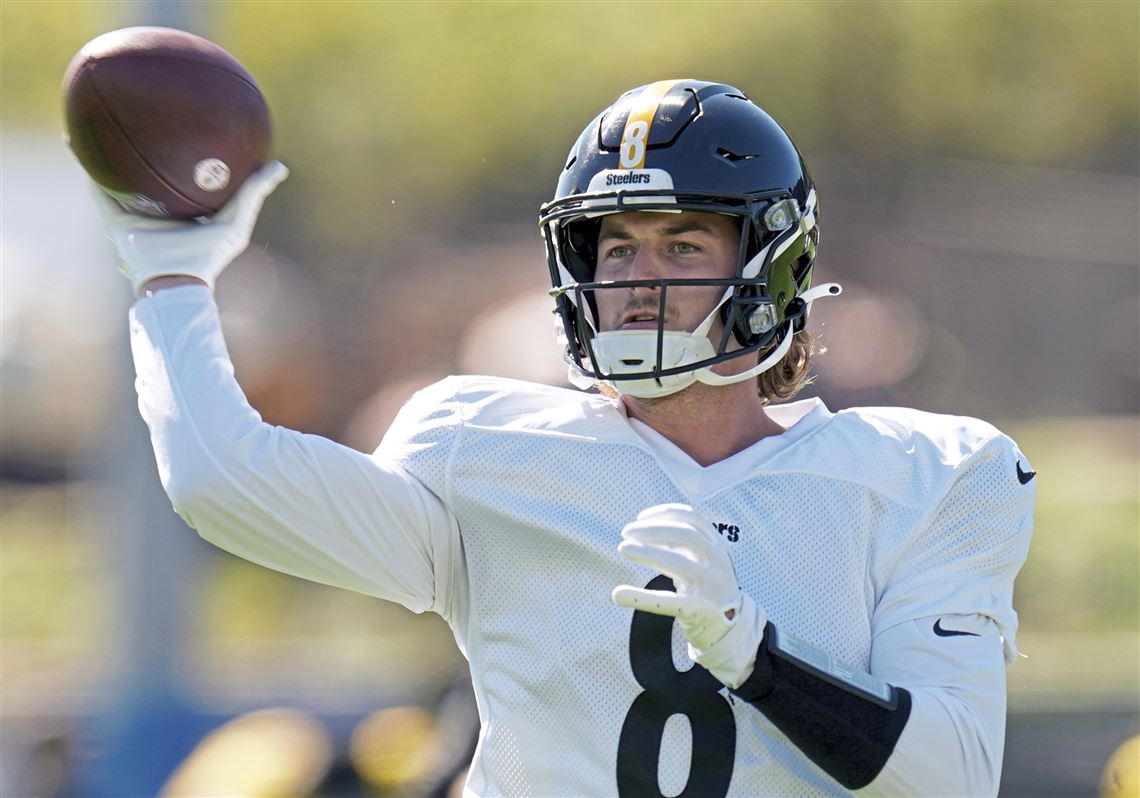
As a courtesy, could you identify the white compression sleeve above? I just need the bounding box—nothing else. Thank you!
[859,613,1008,797]
[130,284,464,620]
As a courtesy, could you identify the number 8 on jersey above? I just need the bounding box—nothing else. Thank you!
[616,575,737,797]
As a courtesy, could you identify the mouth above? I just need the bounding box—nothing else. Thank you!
[619,311,662,330]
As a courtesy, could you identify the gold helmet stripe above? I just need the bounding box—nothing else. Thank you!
[618,79,681,170]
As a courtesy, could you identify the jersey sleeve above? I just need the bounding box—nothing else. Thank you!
[375,377,469,492]
[130,285,464,619]
[860,613,1008,796]
[871,432,1035,662]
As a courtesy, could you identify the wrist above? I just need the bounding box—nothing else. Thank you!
[138,275,209,298]
[689,592,768,689]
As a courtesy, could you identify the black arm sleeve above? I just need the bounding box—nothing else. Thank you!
[730,623,913,790]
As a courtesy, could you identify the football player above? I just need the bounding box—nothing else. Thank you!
[96,79,1034,796]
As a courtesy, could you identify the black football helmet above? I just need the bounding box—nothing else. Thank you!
[540,79,838,398]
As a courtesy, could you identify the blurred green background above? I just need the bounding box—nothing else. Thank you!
[2,1,1137,796]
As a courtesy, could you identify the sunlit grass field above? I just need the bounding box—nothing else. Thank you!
[1004,416,1139,708]
[3,416,1137,713]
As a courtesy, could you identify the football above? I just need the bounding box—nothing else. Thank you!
[63,27,271,219]
[1100,734,1140,797]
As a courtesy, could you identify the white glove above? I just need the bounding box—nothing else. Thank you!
[93,160,289,294]
[612,503,768,688]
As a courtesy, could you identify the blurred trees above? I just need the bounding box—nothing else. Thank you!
[6,1,1137,267]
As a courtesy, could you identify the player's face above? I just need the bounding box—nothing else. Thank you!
[594,211,739,334]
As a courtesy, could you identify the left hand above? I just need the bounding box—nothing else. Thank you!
[611,503,768,688]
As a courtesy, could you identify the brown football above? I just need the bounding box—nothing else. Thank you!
[63,27,271,219]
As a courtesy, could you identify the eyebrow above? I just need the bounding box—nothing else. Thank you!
[598,219,720,243]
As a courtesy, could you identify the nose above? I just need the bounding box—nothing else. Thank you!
[626,246,665,287]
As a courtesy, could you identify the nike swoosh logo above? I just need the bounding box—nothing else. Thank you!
[934,619,980,637]
[1016,461,1037,484]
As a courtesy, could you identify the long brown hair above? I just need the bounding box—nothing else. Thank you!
[757,330,816,405]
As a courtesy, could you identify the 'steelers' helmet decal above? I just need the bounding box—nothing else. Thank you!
[540,79,840,399]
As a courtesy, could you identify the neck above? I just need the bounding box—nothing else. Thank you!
[620,380,783,467]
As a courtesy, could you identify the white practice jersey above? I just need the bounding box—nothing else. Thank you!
[378,376,1033,797]
[131,287,1035,798]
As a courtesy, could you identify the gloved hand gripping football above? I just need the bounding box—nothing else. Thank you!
[93,160,289,295]
[612,503,769,689]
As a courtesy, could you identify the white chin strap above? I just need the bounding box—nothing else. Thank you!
[578,283,842,399]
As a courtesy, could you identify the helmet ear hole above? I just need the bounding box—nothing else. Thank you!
[565,219,601,281]
[743,215,765,264]
[793,252,812,285]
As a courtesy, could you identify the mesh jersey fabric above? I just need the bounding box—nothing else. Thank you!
[377,375,1034,797]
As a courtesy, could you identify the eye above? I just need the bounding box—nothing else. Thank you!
[604,244,634,258]
[672,241,701,254]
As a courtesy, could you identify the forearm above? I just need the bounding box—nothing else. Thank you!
[858,688,1001,797]
[131,284,460,613]
[728,615,1005,795]
[861,615,1007,796]
[730,623,911,790]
